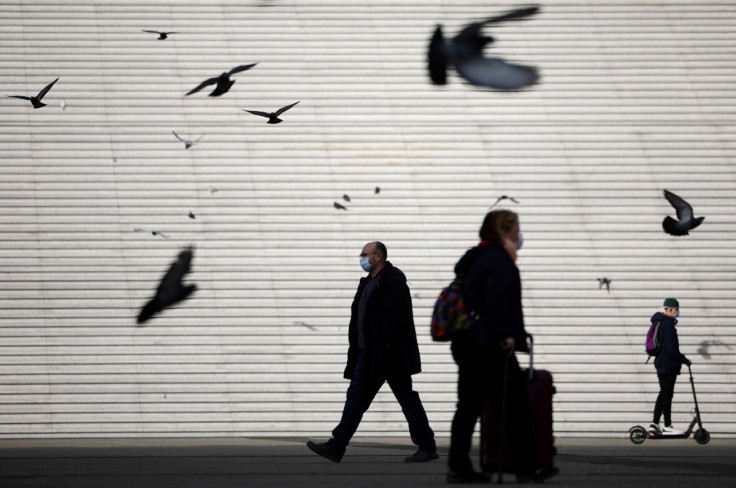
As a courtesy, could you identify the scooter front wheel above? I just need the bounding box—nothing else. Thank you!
[694,428,710,445]
[629,426,647,444]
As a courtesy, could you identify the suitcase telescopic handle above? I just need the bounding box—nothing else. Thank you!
[527,333,535,381]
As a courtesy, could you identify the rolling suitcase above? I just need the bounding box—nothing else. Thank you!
[481,334,556,477]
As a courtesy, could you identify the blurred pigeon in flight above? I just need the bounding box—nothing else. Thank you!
[490,195,520,208]
[343,194,351,203]
[6,77,59,108]
[142,30,178,40]
[186,64,258,97]
[137,246,197,324]
[662,189,704,236]
[243,101,299,124]
[597,277,611,292]
[428,6,539,90]
[334,202,348,210]
[173,131,203,149]
[375,186,381,194]
[188,211,196,219]
[134,228,169,239]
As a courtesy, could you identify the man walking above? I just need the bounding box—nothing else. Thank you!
[307,241,438,463]
[649,298,691,435]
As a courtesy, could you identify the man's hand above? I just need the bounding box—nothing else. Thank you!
[501,337,515,356]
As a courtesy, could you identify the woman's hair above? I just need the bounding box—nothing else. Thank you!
[479,210,519,244]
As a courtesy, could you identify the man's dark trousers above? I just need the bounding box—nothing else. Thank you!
[332,352,436,451]
[654,373,678,426]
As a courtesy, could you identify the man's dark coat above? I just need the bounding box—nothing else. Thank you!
[344,261,422,380]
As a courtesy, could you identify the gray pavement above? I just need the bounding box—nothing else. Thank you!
[1,436,735,488]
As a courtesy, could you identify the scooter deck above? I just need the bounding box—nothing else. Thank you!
[647,432,691,439]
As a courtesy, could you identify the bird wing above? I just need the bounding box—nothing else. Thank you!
[428,25,448,85]
[244,110,271,118]
[142,30,162,34]
[663,189,694,221]
[193,135,204,143]
[6,95,31,101]
[172,131,187,143]
[482,5,540,25]
[37,78,59,100]
[228,63,258,75]
[275,101,299,116]
[185,77,218,96]
[455,56,538,90]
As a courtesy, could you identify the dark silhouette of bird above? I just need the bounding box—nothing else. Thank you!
[188,211,196,219]
[662,189,704,236]
[334,202,348,210]
[375,186,381,194]
[142,30,178,40]
[173,131,203,149]
[428,6,539,90]
[343,194,351,203]
[490,195,520,208]
[6,77,59,108]
[134,228,169,239]
[137,246,197,324]
[185,64,258,97]
[243,101,299,124]
[597,278,611,292]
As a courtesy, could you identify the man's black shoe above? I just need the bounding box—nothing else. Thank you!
[404,448,439,463]
[306,440,344,463]
[446,470,490,484]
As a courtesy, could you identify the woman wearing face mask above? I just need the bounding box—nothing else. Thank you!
[447,210,549,484]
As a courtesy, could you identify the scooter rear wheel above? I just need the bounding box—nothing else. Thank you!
[694,428,710,445]
[629,426,647,444]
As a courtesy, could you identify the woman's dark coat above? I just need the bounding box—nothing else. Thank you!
[454,243,529,353]
[344,262,422,380]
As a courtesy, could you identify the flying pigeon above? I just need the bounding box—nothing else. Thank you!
[173,131,203,149]
[375,186,381,194]
[490,195,520,208]
[185,64,258,97]
[662,189,704,236]
[428,6,539,90]
[134,228,169,239]
[243,101,299,124]
[188,211,196,219]
[597,278,611,292]
[142,30,178,40]
[6,77,59,108]
[333,202,348,210]
[137,246,197,324]
[343,194,351,203]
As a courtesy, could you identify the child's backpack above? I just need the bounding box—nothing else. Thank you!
[645,320,663,363]
[430,248,484,342]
